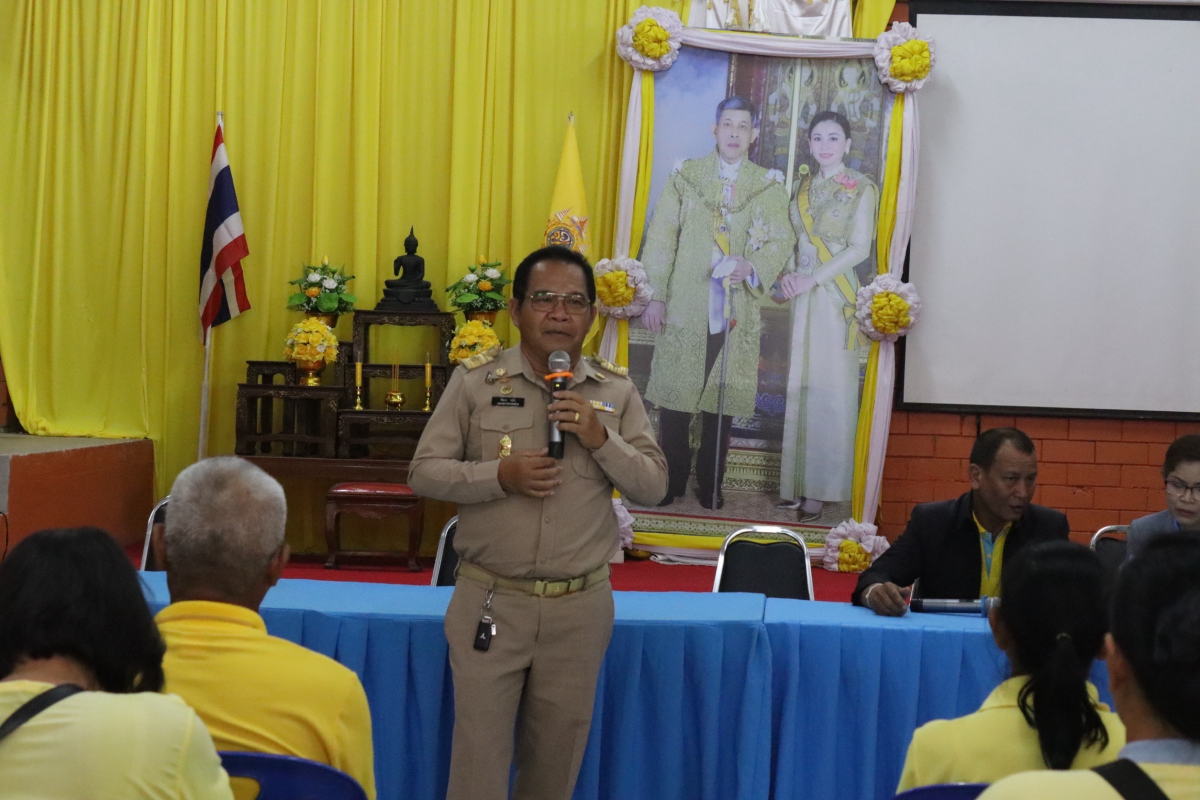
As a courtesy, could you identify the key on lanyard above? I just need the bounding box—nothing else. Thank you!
[474,589,497,652]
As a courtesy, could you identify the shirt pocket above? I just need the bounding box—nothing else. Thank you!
[570,414,619,479]
[479,407,535,461]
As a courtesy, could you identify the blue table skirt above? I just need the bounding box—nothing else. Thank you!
[764,599,1113,800]
[141,575,1111,800]
[140,575,772,800]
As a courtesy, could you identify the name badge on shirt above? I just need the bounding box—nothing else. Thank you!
[492,396,524,407]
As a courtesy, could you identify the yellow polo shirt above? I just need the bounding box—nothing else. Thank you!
[0,680,233,799]
[897,676,1125,792]
[974,513,1010,598]
[979,763,1200,800]
[156,600,375,800]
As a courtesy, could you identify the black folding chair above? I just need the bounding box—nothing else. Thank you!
[140,496,170,572]
[1090,524,1128,594]
[431,516,458,587]
[712,525,814,600]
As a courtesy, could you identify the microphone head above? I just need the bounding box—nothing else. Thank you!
[548,350,572,373]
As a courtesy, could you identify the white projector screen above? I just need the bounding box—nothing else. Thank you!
[903,5,1200,416]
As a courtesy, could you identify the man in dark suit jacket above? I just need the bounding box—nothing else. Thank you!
[855,428,1071,616]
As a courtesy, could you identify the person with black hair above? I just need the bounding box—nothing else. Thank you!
[0,527,232,799]
[410,247,667,800]
[639,94,794,508]
[854,427,1071,615]
[980,534,1200,799]
[1128,433,1200,559]
[897,541,1124,791]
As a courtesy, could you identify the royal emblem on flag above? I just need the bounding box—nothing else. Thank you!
[544,210,588,253]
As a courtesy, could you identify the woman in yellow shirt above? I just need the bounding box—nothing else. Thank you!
[897,541,1124,791]
[0,526,233,800]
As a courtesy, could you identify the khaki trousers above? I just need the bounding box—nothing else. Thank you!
[444,572,614,800]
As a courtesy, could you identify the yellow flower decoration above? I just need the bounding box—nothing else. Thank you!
[632,18,671,60]
[837,539,871,573]
[890,39,931,83]
[305,286,321,298]
[595,270,634,309]
[870,291,912,335]
[478,280,493,292]
[450,320,502,364]
[284,317,339,364]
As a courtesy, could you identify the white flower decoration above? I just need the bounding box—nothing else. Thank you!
[616,6,683,72]
[462,273,478,284]
[316,343,327,352]
[613,498,635,550]
[823,519,890,573]
[307,272,322,283]
[746,215,769,254]
[593,256,652,320]
[763,169,785,185]
[854,273,922,343]
[322,277,338,290]
[484,268,501,279]
[874,23,936,93]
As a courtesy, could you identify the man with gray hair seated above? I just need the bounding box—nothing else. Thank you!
[152,457,376,800]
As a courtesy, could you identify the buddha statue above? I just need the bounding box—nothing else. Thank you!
[377,227,439,312]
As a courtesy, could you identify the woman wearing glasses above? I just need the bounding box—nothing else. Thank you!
[1128,434,1200,560]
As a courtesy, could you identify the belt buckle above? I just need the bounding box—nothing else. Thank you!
[534,579,569,598]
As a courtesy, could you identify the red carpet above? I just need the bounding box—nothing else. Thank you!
[130,546,860,603]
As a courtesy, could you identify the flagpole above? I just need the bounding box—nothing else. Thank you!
[197,110,223,461]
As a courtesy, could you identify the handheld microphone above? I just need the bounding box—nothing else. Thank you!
[909,597,1000,616]
[546,350,573,459]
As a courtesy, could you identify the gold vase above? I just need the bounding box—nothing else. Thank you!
[305,311,339,329]
[464,310,497,326]
[295,360,326,387]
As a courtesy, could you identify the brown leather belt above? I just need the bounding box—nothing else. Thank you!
[456,560,610,598]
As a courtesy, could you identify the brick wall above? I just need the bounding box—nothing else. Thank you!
[880,412,1198,545]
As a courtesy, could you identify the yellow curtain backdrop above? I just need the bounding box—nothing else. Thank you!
[0,0,687,512]
[852,0,897,39]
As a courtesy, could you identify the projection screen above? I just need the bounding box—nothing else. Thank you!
[903,4,1200,416]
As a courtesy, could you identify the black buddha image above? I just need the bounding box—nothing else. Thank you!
[377,227,439,312]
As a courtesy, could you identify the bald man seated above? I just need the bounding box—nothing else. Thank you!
[152,457,376,799]
[854,428,1071,616]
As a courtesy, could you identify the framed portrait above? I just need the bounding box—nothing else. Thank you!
[607,28,921,560]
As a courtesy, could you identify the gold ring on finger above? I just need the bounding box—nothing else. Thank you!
[574,411,580,422]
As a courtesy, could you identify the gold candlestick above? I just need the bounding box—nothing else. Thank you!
[423,386,432,412]
[354,385,364,411]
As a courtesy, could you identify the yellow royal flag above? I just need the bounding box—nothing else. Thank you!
[544,114,590,255]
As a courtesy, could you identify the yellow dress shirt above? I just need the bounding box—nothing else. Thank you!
[156,600,375,800]
[978,763,1200,800]
[897,676,1126,792]
[0,680,233,800]
[973,512,1010,598]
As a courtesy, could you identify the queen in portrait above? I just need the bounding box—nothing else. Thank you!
[774,110,878,521]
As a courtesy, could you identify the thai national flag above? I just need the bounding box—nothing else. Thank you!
[199,119,250,342]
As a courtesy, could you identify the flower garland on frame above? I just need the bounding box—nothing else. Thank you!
[616,6,684,72]
[593,257,651,319]
[874,23,936,93]
[855,273,921,343]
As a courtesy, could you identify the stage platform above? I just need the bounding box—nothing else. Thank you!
[0,433,154,554]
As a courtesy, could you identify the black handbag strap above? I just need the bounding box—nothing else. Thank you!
[0,684,83,746]
[1094,759,1172,800]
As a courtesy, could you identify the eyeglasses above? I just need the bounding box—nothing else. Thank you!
[527,291,592,315]
[1165,479,1200,499]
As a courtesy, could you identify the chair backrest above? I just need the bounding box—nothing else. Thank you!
[218,751,367,800]
[1090,524,1128,593]
[140,496,170,572]
[431,516,459,587]
[713,526,814,600]
[894,783,989,800]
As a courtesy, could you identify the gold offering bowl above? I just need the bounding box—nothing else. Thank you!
[385,390,406,411]
[295,360,325,387]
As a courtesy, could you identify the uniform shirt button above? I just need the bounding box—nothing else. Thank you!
[539,558,547,564]
[544,517,551,524]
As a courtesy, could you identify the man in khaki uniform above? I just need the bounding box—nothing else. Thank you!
[409,244,668,800]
